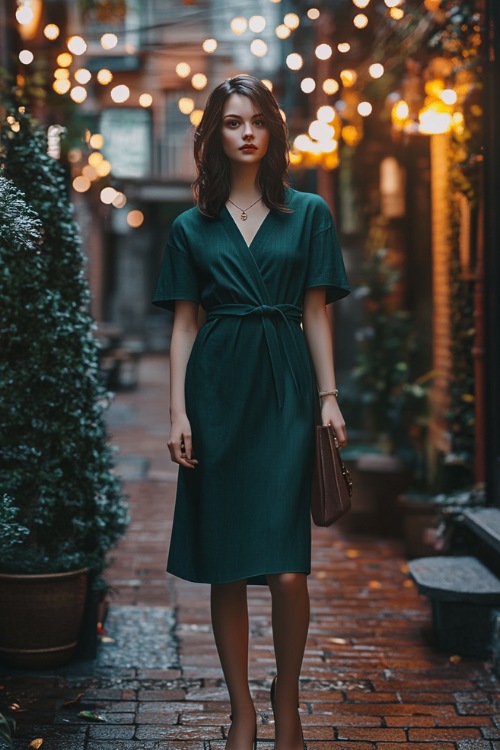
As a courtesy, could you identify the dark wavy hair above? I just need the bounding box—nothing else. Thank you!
[192,75,290,218]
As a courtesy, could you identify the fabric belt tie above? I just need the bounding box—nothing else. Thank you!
[206,303,304,409]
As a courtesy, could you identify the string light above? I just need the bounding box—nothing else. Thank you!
[323,79,340,95]
[70,86,87,103]
[340,69,358,86]
[284,13,300,29]
[72,176,91,193]
[358,101,373,116]
[101,187,118,204]
[19,49,34,64]
[127,210,144,228]
[16,4,33,24]
[317,105,336,122]
[353,0,370,6]
[286,53,303,70]
[315,44,332,60]
[250,40,268,57]
[338,42,350,53]
[353,13,369,28]
[44,24,60,40]
[249,15,266,32]
[110,84,130,103]
[67,36,87,55]
[97,68,113,85]
[112,192,127,208]
[440,89,457,105]
[178,97,195,114]
[369,63,384,78]
[390,7,405,19]
[53,79,70,94]
[74,68,91,84]
[301,78,316,93]
[54,68,70,79]
[88,152,104,167]
[230,17,247,34]
[89,134,104,149]
[96,160,111,177]
[276,24,291,39]
[307,8,320,19]
[101,33,118,49]
[384,0,402,6]
[190,109,204,126]
[56,52,72,67]
[139,93,153,107]
[82,165,97,180]
[202,38,217,53]
[342,125,362,146]
[191,73,208,90]
[176,62,191,78]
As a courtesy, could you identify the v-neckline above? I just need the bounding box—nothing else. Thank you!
[222,205,273,250]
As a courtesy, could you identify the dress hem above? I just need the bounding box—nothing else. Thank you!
[166,566,311,585]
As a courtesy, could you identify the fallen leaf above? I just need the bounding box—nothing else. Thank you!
[62,693,83,707]
[29,739,44,749]
[449,654,462,665]
[77,711,107,722]
[345,549,360,559]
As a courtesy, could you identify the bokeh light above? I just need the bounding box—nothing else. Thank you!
[111,84,130,103]
[338,42,351,53]
[74,68,91,84]
[16,5,33,24]
[249,16,266,32]
[307,8,320,19]
[178,97,195,114]
[176,62,191,78]
[369,63,384,78]
[97,68,113,85]
[276,24,291,39]
[323,78,340,95]
[127,210,144,228]
[89,134,104,149]
[251,39,268,57]
[101,187,118,204]
[284,13,300,29]
[286,53,303,70]
[353,13,369,28]
[67,36,87,55]
[190,109,204,126]
[315,44,332,60]
[340,69,358,86]
[139,93,153,107]
[358,101,373,116]
[72,176,91,193]
[101,33,118,49]
[44,24,60,40]
[192,73,208,90]
[53,78,71,95]
[202,38,218,53]
[57,52,72,67]
[230,17,247,34]
[19,50,34,64]
[301,78,316,93]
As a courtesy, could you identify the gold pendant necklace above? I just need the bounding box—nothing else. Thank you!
[227,196,262,221]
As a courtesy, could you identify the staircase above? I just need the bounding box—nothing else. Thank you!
[409,507,500,660]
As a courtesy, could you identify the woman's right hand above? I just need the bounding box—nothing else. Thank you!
[168,415,198,469]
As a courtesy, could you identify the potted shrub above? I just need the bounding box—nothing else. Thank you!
[339,247,432,536]
[0,112,128,668]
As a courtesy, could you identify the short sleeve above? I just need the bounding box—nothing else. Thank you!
[305,199,350,304]
[152,217,201,312]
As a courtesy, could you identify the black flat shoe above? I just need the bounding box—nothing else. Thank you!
[270,676,306,750]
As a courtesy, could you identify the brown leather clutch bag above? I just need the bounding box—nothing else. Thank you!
[311,425,353,526]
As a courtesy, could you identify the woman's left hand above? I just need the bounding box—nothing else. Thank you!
[321,396,347,447]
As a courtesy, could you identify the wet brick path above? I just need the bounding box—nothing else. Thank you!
[1,355,500,749]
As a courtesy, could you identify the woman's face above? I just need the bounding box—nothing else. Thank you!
[220,93,270,166]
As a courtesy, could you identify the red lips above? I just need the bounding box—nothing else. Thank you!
[239,144,257,150]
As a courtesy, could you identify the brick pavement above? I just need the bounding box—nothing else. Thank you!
[1,354,499,750]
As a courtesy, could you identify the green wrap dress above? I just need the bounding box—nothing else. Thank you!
[153,187,349,585]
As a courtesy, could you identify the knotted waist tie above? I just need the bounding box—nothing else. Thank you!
[206,304,306,409]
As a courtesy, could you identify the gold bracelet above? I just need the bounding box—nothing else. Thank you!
[318,389,339,398]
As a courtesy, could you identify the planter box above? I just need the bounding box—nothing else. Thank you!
[0,568,88,669]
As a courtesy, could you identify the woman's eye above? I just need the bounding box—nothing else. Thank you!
[227,120,240,127]
[254,119,266,127]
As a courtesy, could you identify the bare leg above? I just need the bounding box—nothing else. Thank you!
[211,580,256,750]
[267,573,310,750]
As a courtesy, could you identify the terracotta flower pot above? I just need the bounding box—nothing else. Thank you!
[0,567,88,669]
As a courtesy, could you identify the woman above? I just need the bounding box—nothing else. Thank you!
[153,75,350,750]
